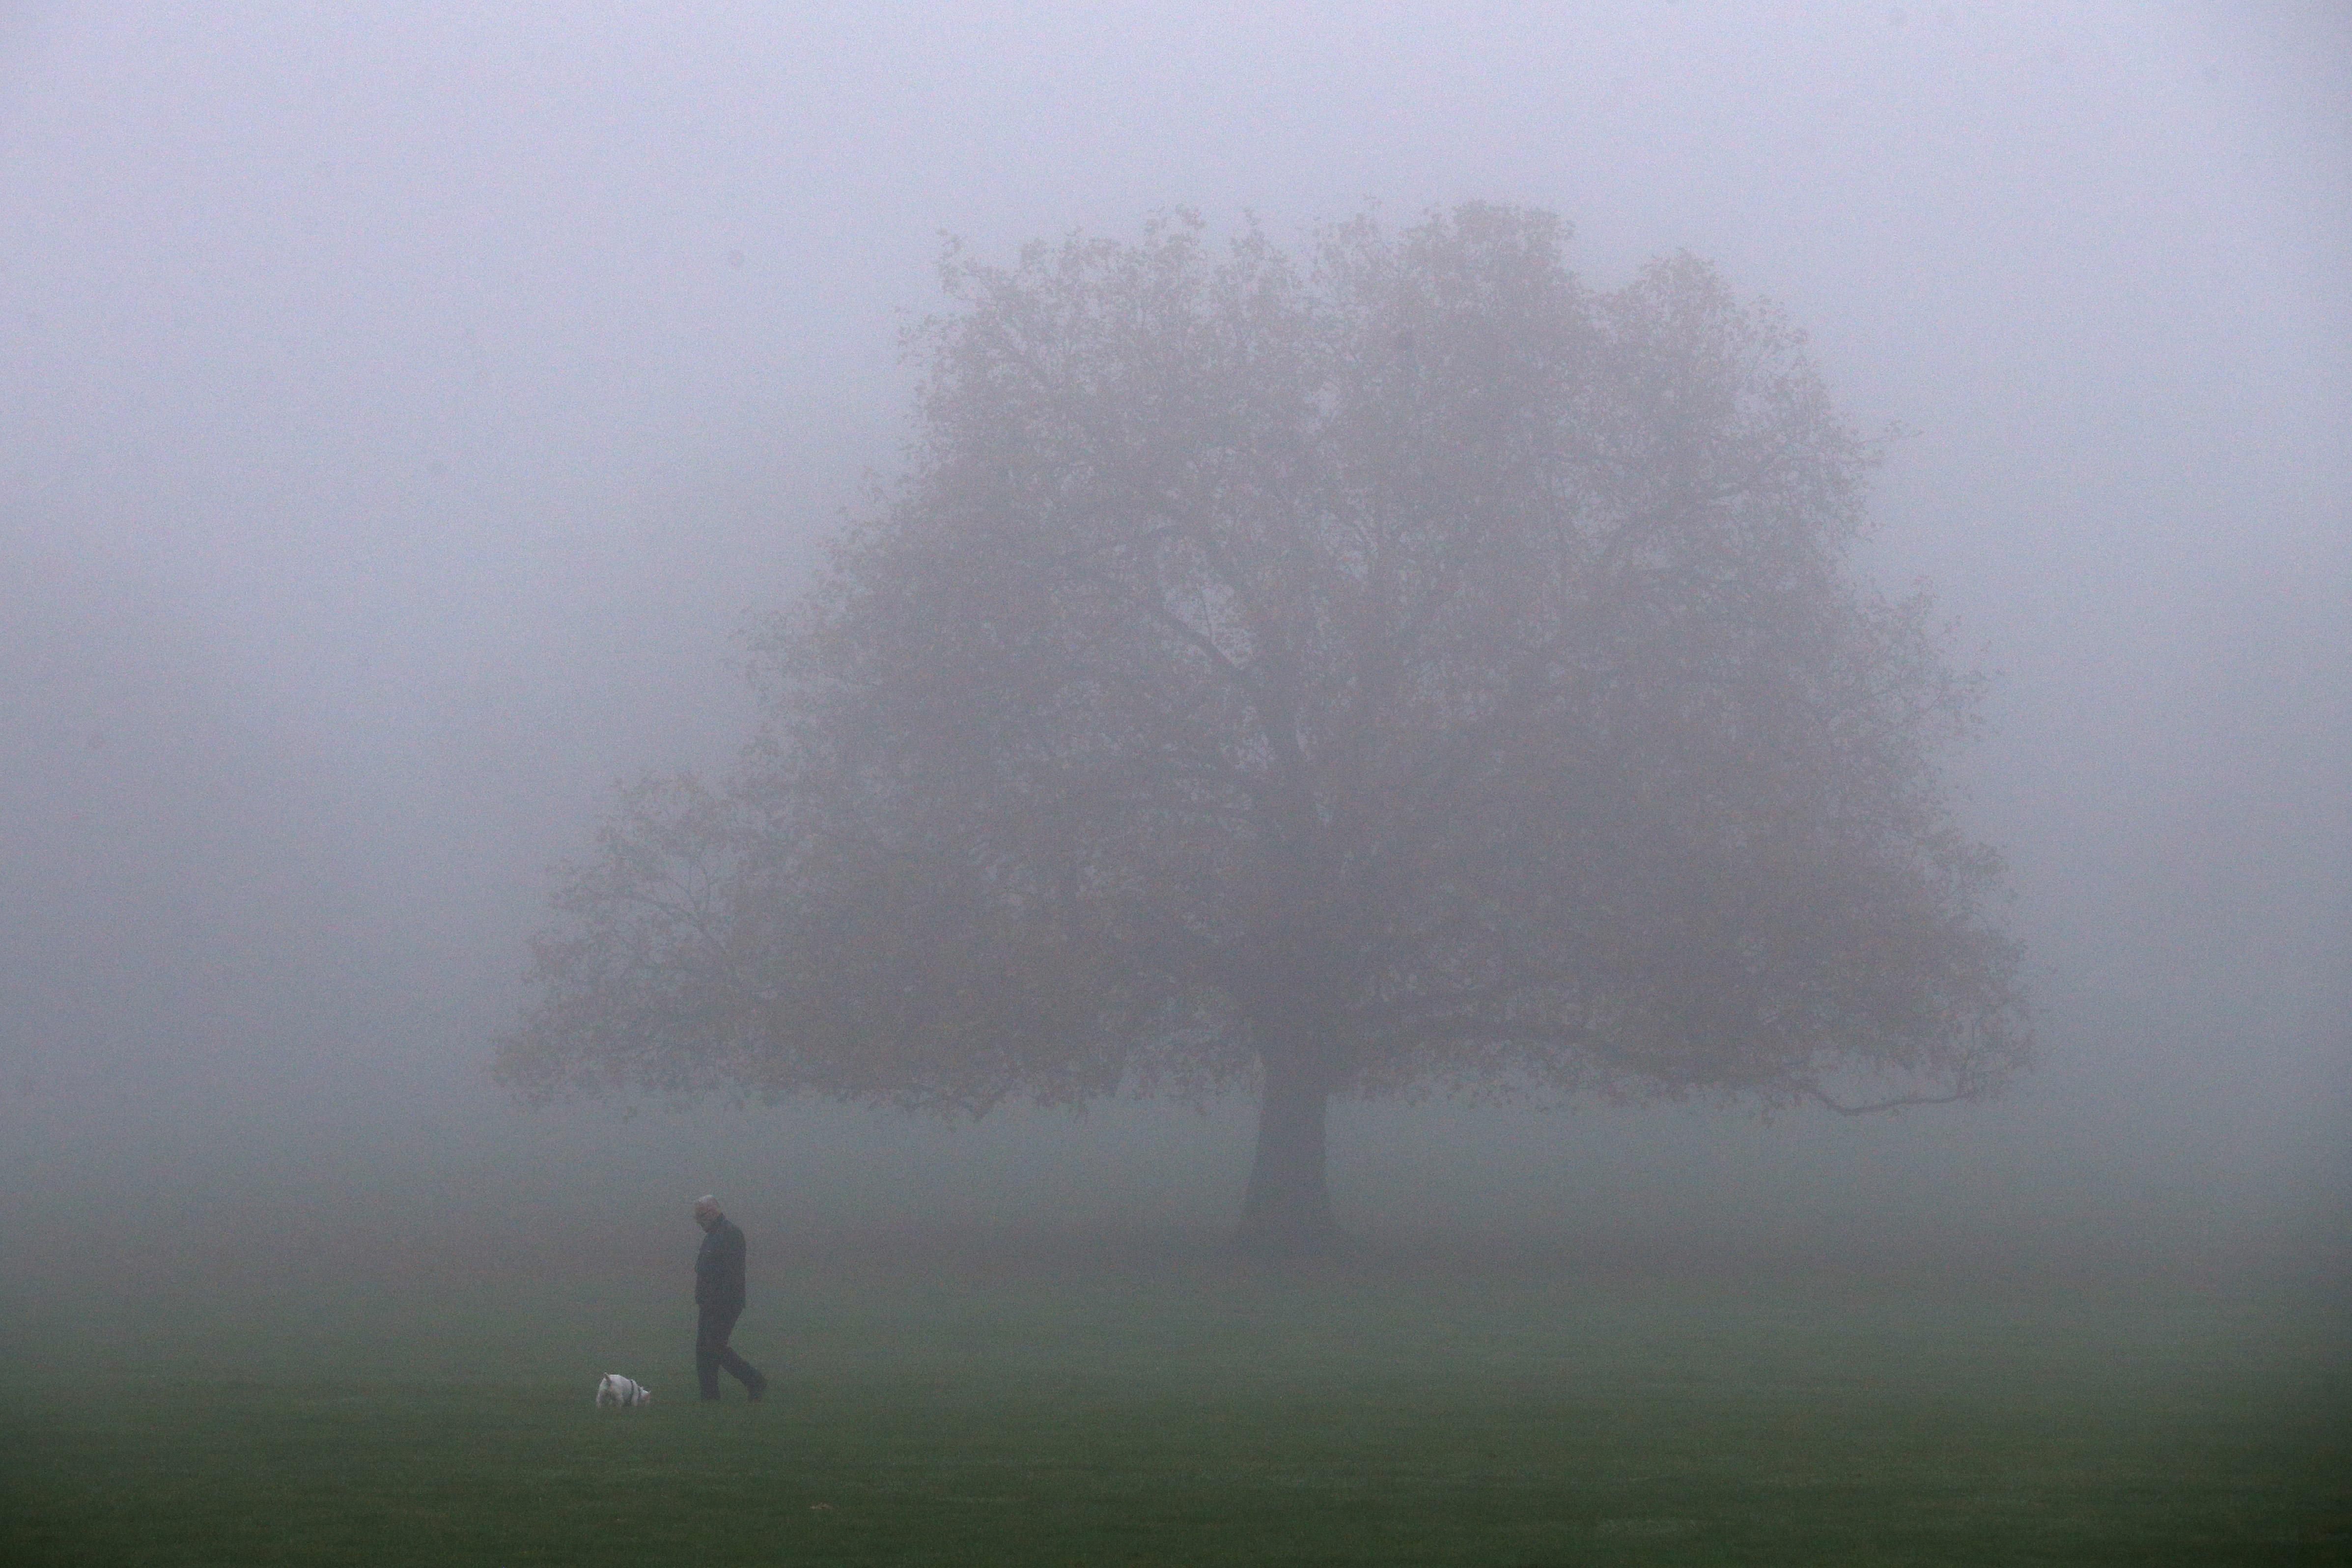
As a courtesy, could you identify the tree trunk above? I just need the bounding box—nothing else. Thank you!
[1234,1049,1339,1256]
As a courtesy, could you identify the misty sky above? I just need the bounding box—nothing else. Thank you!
[2,4,2346,1225]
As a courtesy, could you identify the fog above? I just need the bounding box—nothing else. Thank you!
[2,4,2346,1286]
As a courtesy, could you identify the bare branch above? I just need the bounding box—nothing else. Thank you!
[1803,1081,1975,1117]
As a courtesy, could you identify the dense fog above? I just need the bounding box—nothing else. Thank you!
[2,5,2345,1282]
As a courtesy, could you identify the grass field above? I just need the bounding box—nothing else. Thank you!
[5,1242,2347,1566]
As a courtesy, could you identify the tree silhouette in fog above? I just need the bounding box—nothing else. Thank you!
[497,205,2029,1254]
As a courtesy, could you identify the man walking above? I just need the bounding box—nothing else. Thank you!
[692,1195,768,1402]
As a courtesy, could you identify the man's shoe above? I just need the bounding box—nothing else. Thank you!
[746,1377,768,1402]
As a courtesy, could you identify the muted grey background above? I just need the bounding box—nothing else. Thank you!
[2,3,2345,1270]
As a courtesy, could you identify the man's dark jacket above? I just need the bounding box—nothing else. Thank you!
[696,1215,747,1316]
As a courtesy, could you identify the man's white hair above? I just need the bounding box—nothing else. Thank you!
[694,1193,719,1210]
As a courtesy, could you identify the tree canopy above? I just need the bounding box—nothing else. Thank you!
[497,205,2030,1252]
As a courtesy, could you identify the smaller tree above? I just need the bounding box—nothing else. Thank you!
[499,206,2030,1254]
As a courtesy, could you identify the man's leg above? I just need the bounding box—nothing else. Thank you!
[717,1337,766,1400]
[695,1308,734,1401]
[697,1307,766,1400]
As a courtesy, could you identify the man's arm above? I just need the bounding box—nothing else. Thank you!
[720,1223,747,1302]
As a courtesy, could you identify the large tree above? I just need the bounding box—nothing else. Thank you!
[498,205,2029,1253]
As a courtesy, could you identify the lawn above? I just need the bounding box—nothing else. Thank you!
[4,1251,2345,1565]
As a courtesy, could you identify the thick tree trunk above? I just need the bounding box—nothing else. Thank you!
[1234,1049,1340,1256]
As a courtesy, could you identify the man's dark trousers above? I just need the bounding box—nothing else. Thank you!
[695,1306,763,1400]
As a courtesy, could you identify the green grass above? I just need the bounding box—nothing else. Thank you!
[4,1254,2346,1565]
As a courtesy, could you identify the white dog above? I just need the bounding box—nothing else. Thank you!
[595,1373,653,1408]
